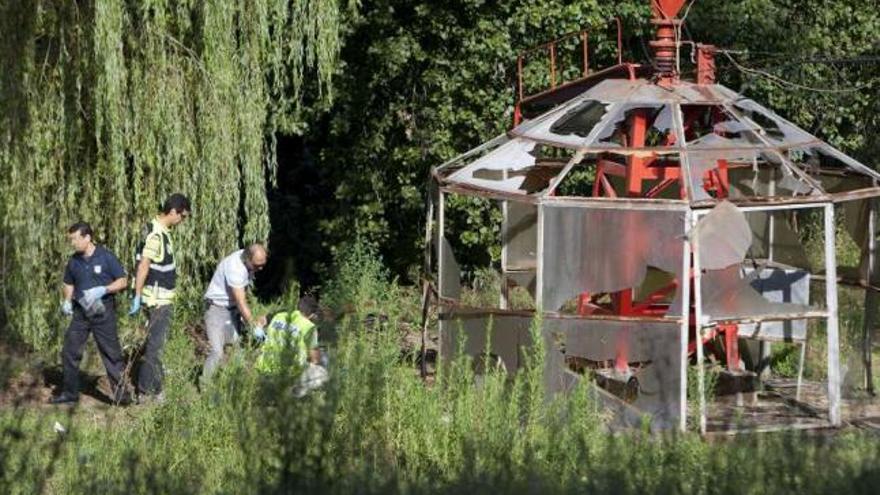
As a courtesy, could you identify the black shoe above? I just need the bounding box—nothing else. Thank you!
[49,393,79,405]
[113,392,133,406]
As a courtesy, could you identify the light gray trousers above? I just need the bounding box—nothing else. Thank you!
[202,303,241,380]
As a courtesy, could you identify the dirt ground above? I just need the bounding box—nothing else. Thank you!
[0,326,212,412]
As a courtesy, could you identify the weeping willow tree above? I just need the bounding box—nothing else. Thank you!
[0,0,350,350]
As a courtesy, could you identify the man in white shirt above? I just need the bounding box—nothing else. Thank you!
[202,243,268,380]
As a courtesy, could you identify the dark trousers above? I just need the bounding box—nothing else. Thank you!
[61,301,126,400]
[137,305,172,395]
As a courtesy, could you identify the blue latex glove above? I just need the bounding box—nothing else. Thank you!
[81,286,107,308]
[61,300,73,316]
[253,326,266,343]
[128,295,142,315]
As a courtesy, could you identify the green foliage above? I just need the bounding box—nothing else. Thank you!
[2,247,880,493]
[321,239,403,322]
[687,0,880,158]
[295,0,879,280]
[0,0,350,350]
[3,300,880,493]
[305,0,652,276]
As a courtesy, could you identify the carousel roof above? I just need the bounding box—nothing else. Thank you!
[437,78,880,205]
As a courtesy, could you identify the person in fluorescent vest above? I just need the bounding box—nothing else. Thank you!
[129,193,191,403]
[256,300,328,396]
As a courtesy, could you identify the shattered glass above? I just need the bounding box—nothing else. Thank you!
[788,144,880,187]
[549,99,610,138]
[700,265,811,322]
[681,104,764,149]
[594,104,673,148]
[736,266,810,341]
[439,314,532,373]
[541,206,686,312]
[446,138,570,194]
[687,149,821,203]
[543,318,684,429]
[730,99,816,147]
[743,210,812,271]
[513,98,614,148]
[505,272,537,301]
[690,201,752,270]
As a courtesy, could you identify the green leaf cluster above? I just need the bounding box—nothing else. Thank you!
[0,0,348,350]
[301,0,878,279]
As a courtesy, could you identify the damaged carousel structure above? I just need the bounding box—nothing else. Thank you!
[427,0,880,434]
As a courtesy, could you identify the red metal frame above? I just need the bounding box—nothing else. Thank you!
[513,20,625,127]
[514,2,738,374]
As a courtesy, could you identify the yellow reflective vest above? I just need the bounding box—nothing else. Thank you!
[255,311,317,377]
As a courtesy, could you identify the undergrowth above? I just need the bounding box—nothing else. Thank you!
[2,243,880,494]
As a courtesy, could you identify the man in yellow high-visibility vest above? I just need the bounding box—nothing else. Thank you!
[255,302,327,396]
[130,193,191,403]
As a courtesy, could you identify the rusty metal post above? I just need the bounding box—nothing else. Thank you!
[581,31,589,77]
[514,55,524,126]
[696,44,717,84]
[614,17,623,65]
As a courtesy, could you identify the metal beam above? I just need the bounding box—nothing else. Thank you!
[692,212,708,435]
[824,203,842,426]
[679,210,693,432]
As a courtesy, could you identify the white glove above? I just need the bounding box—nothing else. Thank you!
[81,286,107,308]
[61,300,73,316]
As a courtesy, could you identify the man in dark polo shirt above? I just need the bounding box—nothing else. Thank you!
[50,222,130,405]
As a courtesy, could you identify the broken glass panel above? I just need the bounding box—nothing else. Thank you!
[593,104,673,148]
[730,99,816,147]
[687,149,821,203]
[437,133,510,173]
[743,210,812,271]
[505,272,536,302]
[787,144,880,195]
[691,201,752,270]
[513,100,617,148]
[439,314,532,373]
[681,104,765,149]
[549,99,609,138]
[736,266,810,341]
[543,318,684,429]
[541,206,685,312]
[701,265,811,322]
[446,138,570,194]
[685,149,758,202]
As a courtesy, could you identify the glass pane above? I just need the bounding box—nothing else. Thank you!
[541,206,685,312]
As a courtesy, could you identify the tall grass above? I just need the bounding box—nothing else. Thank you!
[2,243,880,494]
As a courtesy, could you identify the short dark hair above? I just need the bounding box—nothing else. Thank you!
[67,221,93,238]
[162,193,191,214]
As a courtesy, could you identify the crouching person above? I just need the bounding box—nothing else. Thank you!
[201,244,268,382]
[51,222,131,405]
[255,304,328,398]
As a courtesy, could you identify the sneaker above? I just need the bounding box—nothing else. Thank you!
[49,393,80,405]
